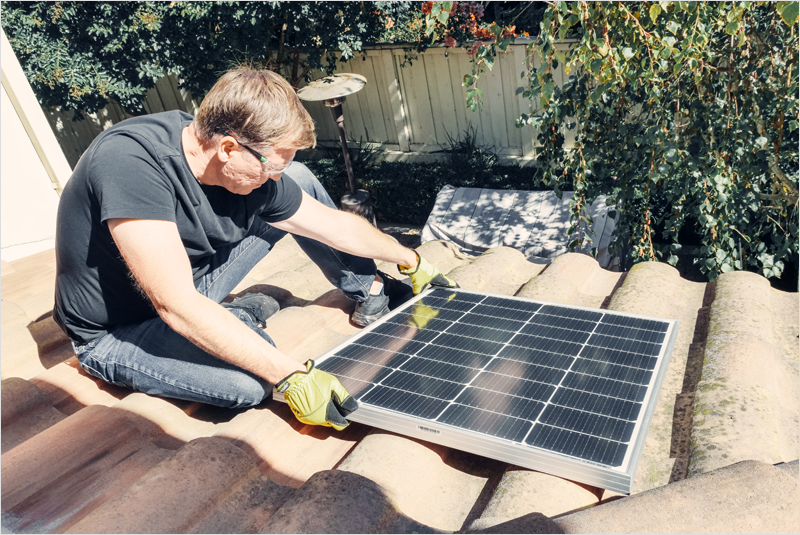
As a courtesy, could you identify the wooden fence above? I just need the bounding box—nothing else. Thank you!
[43,39,574,169]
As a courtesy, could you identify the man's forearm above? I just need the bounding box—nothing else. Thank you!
[321,210,418,268]
[160,292,303,384]
[272,195,419,269]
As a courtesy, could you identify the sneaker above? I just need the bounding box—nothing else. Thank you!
[350,271,415,327]
[221,293,280,328]
[351,286,389,327]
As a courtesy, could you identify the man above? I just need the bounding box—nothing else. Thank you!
[54,67,456,430]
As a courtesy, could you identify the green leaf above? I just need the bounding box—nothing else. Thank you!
[663,36,677,48]
[755,136,768,147]
[463,74,475,87]
[542,80,555,102]
[623,47,635,60]
[667,254,679,266]
[721,263,734,273]
[650,4,662,21]
[425,18,436,36]
[437,11,449,24]
[716,249,727,261]
[667,21,680,34]
[665,148,678,163]
[537,63,548,77]
[705,258,716,268]
[725,21,739,35]
[483,53,495,71]
[431,2,441,15]
[781,1,799,25]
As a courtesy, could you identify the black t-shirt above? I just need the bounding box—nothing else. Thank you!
[54,111,303,344]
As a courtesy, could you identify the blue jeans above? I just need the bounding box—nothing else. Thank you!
[74,163,377,408]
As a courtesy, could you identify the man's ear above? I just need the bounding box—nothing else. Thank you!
[216,136,236,163]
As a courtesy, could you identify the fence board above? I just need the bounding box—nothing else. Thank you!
[501,48,523,154]
[485,52,511,151]
[401,53,436,147]
[458,50,488,146]
[41,42,573,166]
[337,57,369,141]
[422,53,446,140]
[359,54,390,143]
[368,53,395,144]
[154,76,181,111]
[386,51,410,151]
[514,44,535,158]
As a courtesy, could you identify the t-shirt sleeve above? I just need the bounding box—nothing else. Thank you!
[89,135,176,224]
[258,174,303,223]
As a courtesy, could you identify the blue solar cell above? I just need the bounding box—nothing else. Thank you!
[438,404,533,442]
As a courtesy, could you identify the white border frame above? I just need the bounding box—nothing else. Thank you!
[275,289,679,494]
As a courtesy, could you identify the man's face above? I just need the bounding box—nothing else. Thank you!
[221,143,296,195]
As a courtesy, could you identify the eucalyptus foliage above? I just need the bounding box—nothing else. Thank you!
[427,1,799,281]
[0,1,409,116]
[524,1,798,280]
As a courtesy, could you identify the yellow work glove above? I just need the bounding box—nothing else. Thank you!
[276,360,358,431]
[398,252,459,294]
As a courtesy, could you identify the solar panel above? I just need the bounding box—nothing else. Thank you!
[275,288,679,494]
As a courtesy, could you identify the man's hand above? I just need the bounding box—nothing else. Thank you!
[398,252,459,294]
[276,360,358,430]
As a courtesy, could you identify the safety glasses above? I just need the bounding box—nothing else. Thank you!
[218,129,294,173]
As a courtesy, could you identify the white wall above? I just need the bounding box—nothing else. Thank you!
[0,85,62,259]
[1,28,72,262]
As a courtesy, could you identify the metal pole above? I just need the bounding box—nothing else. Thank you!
[329,103,357,195]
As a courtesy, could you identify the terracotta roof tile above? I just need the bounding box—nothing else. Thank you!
[2,235,797,533]
[2,405,172,533]
[1,377,66,453]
